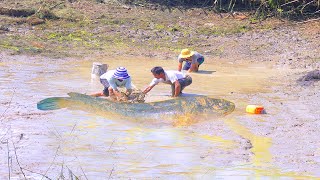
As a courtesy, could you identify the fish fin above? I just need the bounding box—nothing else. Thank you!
[67,92,81,97]
[67,92,92,99]
[37,97,69,110]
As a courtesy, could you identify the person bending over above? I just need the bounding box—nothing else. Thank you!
[91,67,132,100]
[143,66,192,97]
[178,48,204,73]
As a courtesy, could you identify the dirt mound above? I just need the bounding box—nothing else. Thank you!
[297,69,320,86]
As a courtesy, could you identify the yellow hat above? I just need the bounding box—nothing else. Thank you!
[180,49,194,58]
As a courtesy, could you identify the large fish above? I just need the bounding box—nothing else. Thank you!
[37,92,235,124]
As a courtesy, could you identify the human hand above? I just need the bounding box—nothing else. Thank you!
[118,92,128,101]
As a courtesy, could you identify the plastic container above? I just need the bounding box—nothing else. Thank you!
[246,105,264,114]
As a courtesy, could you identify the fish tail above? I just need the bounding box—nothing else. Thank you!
[37,97,69,110]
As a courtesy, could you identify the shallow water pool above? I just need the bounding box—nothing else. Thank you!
[0,55,317,179]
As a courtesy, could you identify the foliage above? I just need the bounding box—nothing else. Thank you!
[119,0,320,19]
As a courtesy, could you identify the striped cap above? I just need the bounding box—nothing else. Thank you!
[113,67,130,80]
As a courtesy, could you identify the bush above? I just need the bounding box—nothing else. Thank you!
[119,0,320,19]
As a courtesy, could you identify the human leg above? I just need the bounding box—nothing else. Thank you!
[171,84,175,97]
[100,79,110,96]
[197,57,204,67]
[90,79,109,97]
[90,92,104,97]
[102,87,109,96]
[178,75,192,93]
[108,87,117,100]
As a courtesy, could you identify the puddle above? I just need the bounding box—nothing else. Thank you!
[224,118,272,167]
[0,55,317,179]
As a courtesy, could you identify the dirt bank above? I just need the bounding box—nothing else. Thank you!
[0,1,319,68]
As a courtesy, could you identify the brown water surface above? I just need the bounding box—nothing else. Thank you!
[0,55,315,179]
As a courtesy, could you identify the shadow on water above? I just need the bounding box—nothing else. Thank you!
[179,93,205,97]
[197,70,216,74]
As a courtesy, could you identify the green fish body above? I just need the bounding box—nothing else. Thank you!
[37,92,235,120]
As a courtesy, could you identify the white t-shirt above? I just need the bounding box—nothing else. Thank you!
[100,70,132,91]
[149,70,185,86]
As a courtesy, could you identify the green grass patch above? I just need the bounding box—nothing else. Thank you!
[0,43,20,51]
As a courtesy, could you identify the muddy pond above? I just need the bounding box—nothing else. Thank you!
[0,54,317,179]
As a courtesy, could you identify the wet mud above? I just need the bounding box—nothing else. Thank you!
[0,53,319,179]
[0,1,319,178]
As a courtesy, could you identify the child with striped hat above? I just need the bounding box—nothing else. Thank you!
[91,67,132,100]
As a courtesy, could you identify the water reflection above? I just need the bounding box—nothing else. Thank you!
[225,118,272,167]
[56,113,240,179]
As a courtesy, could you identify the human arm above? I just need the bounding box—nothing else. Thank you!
[108,78,119,92]
[177,55,184,72]
[125,78,133,96]
[143,84,156,94]
[109,85,121,97]
[187,55,198,72]
[125,89,132,96]
[187,63,198,73]
[143,78,159,94]
[178,62,183,71]
[108,78,124,99]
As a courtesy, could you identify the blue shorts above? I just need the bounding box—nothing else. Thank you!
[182,57,204,70]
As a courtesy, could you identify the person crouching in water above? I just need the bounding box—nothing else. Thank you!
[143,66,192,97]
[178,49,204,73]
[91,67,132,101]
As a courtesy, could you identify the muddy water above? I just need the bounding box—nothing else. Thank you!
[79,57,277,98]
[0,55,314,179]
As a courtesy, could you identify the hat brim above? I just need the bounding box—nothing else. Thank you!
[180,51,194,58]
[113,75,130,80]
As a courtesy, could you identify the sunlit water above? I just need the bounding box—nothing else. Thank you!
[0,55,316,179]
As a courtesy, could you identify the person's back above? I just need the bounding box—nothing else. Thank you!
[100,70,115,81]
[149,70,185,85]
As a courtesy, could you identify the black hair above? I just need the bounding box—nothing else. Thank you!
[151,66,164,75]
